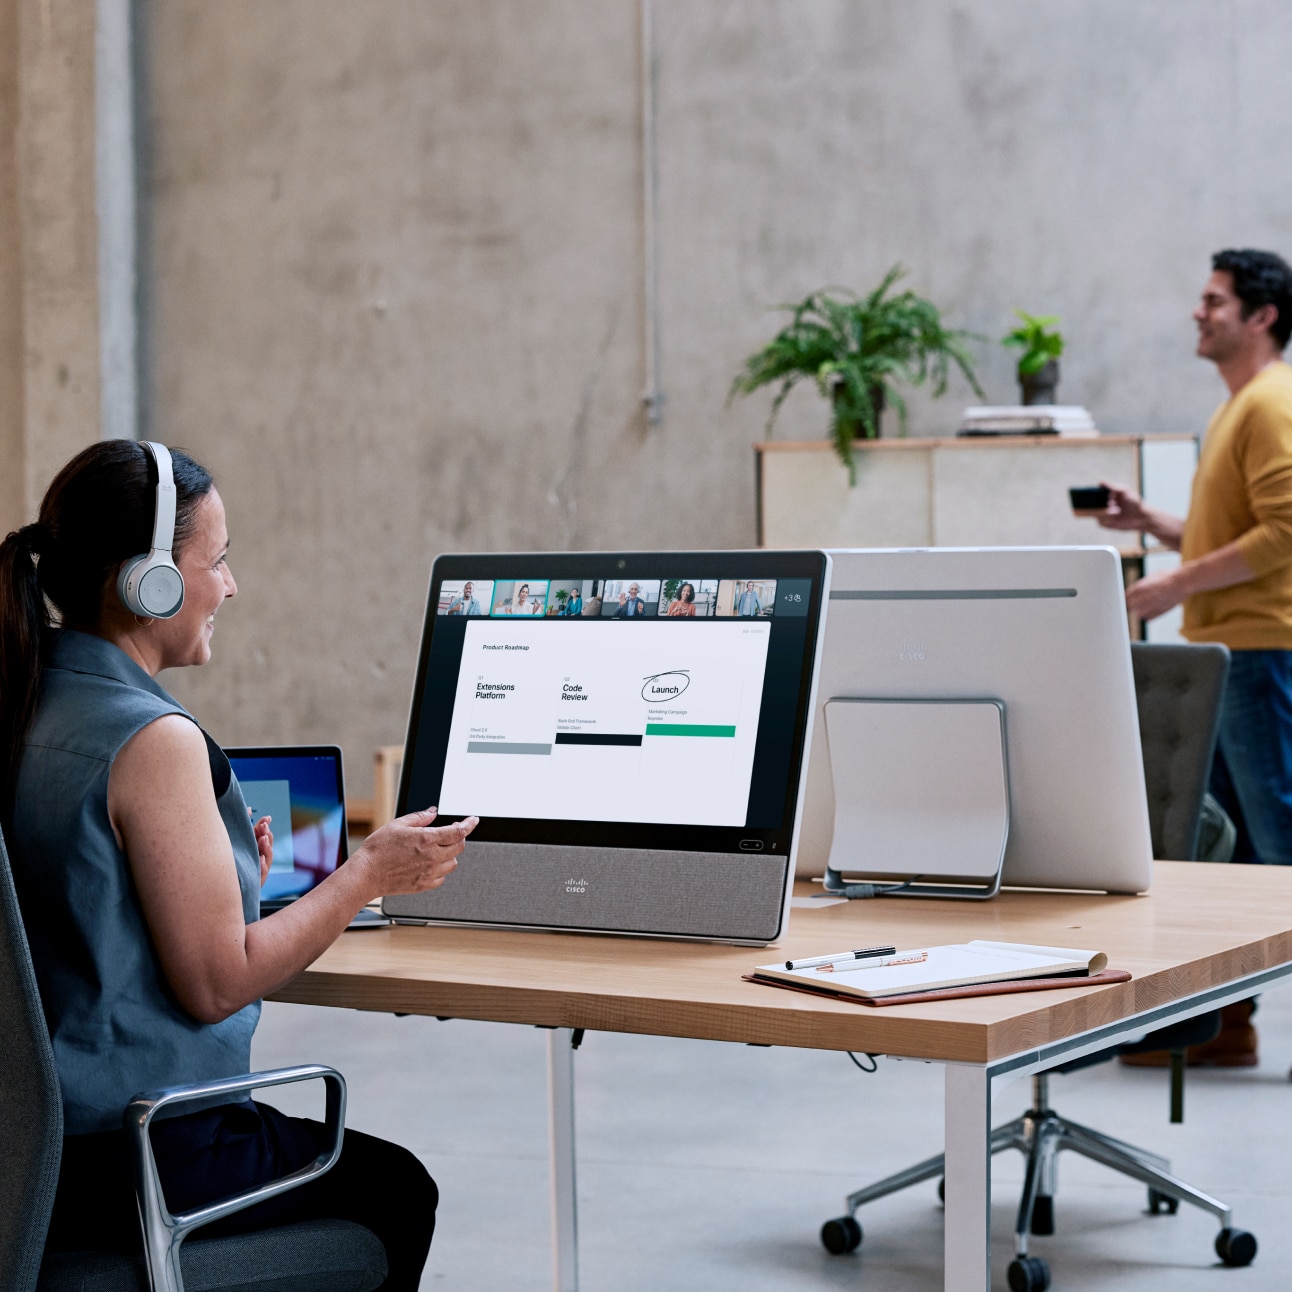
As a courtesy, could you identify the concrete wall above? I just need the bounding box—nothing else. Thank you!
[0,0,101,537]
[138,1,1292,793]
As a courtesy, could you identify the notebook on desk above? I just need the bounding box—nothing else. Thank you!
[225,744,389,928]
[751,941,1109,1002]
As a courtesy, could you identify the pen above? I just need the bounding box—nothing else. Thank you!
[816,950,929,974]
[785,945,896,971]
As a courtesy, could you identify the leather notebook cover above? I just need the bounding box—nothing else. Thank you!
[742,967,1131,1007]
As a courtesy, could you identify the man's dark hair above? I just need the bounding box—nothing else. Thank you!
[1212,248,1292,349]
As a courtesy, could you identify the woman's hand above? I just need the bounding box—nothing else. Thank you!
[350,807,479,902]
[251,812,273,886]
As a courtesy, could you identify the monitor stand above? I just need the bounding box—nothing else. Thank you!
[820,698,1009,901]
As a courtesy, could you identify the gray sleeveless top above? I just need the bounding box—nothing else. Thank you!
[9,630,261,1135]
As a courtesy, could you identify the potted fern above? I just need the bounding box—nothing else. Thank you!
[729,266,983,482]
[1003,311,1064,405]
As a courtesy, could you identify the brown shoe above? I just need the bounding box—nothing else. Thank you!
[1120,1000,1258,1069]
[1186,1000,1259,1066]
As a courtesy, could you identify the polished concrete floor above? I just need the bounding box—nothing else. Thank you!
[252,979,1292,1291]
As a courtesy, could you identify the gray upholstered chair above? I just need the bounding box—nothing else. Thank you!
[820,642,1257,1292]
[0,823,388,1292]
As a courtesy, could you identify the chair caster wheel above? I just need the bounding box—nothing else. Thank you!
[1007,1255,1051,1292]
[820,1215,862,1254]
[1148,1187,1179,1215]
[937,1176,945,1204]
[1030,1194,1055,1235]
[1215,1227,1257,1267]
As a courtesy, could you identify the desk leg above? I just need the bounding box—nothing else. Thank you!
[943,1064,991,1292]
[547,1029,579,1292]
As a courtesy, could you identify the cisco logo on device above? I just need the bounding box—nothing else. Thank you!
[564,876,589,895]
[898,641,926,662]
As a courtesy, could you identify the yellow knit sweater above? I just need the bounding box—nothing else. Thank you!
[1181,360,1292,649]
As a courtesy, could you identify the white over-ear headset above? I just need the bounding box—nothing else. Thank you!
[117,441,185,619]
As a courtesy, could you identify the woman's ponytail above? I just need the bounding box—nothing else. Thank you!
[0,524,50,829]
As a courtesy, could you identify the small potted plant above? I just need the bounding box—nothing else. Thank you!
[729,265,983,482]
[1003,311,1064,405]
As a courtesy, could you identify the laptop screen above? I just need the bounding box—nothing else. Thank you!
[224,745,348,906]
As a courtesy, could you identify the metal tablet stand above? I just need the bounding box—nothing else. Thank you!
[821,698,1010,901]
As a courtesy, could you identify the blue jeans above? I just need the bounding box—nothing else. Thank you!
[1209,649,1292,865]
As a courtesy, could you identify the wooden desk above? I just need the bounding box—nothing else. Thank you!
[270,863,1292,1292]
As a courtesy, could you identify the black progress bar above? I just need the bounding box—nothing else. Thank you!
[554,732,644,747]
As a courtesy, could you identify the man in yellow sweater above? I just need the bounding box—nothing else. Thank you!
[1093,248,1292,1066]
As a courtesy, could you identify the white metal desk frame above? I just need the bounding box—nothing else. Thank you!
[540,960,1292,1292]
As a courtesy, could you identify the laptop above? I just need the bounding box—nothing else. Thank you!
[224,744,389,927]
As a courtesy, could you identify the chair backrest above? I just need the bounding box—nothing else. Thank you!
[0,822,63,1292]
[1131,642,1230,861]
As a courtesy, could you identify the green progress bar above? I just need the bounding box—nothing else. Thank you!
[645,723,736,738]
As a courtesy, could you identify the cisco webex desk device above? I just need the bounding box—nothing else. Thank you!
[384,550,831,943]
[797,546,1153,898]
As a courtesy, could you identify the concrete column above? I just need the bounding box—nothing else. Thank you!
[0,0,25,533]
[0,0,102,535]
[96,0,139,446]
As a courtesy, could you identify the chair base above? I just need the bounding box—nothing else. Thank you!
[821,1073,1257,1275]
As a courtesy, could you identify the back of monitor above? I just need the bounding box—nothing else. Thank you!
[797,547,1153,894]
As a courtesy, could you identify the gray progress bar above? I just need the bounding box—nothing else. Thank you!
[466,741,553,755]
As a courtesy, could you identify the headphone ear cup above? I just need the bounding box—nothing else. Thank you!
[137,560,185,618]
[118,554,185,619]
[117,555,146,615]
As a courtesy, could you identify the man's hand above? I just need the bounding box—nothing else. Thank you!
[1089,481,1185,550]
[1095,482,1154,531]
[1126,540,1256,622]
[1126,569,1188,621]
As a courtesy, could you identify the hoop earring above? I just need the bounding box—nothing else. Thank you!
[133,614,155,627]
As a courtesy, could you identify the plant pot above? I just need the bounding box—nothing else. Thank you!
[832,383,886,440]
[1020,359,1059,406]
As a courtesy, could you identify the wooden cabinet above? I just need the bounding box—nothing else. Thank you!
[755,435,1199,641]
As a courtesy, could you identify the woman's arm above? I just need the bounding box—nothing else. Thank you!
[108,715,475,1024]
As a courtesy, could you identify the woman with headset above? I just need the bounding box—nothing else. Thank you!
[0,440,476,1289]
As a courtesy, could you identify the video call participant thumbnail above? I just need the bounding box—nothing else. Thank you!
[491,580,548,616]
[659,578,718,617]
[716,578,777,617]
[439,579,492,616]
[600,578,661,618]
[547,581,585,616]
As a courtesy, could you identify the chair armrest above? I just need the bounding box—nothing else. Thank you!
[125,1065,346,1292]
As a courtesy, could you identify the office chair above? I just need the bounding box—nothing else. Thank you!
[819,643,1257,1292]
[0,823,388,1292]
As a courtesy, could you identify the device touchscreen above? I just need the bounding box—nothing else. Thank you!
[390,551,829,940]
[439,616,770,826]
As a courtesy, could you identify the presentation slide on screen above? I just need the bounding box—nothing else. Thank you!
[437,619,771,825]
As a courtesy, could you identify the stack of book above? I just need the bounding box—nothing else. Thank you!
[957,405,1098,438]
